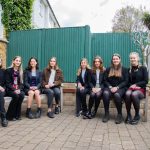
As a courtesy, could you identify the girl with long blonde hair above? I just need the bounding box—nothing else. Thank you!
[125,52,148,125]
[76,58,91,117]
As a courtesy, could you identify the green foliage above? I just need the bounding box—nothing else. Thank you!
[0,0,34,37]
[143,12,150,30]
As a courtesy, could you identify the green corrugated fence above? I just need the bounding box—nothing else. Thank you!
[7,26,140,82]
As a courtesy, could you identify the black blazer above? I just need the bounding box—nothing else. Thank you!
[0,68,6,89]
[24,70,42,91]
[128,66,148,88]
[76,68,91,89]
[89,70,104,89]
[5,67,24,92]
[104,67,128,89]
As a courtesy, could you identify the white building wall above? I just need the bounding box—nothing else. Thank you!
[32,0,58,29]
[0,4,4,39]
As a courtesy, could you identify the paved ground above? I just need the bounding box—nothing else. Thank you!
[0,103,150,150]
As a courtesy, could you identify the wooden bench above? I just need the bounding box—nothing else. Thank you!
[4,87,64,112]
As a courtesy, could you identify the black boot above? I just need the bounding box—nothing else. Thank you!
[35,108,42,118]
[1,113,8,127]
[26,108,34,119]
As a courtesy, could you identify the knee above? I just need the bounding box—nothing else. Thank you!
[131,92,138,100]
[34,90,40,96]
[113,93,122,102]
[28,90,35,96]
[103,90,110,97]
[47,90,54,96]
[90,92,95,98]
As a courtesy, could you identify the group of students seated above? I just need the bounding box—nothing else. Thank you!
[0,56,63,127]
[76,52,148,125]
[0,52,148,128]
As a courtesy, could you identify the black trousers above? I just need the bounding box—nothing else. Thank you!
[0,91,6,114]
[103,88,125,114]
[76,88,89,114]
[6,91,25,119]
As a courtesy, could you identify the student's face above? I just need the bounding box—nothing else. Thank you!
[112,56,120,66]
[130,54,139,66]
[30,58,37,68]
[50,58,56,67]
[94,58,101,68]
[81,60,87,69]
[13,57,21,67]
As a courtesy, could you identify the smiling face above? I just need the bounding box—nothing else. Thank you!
[13,57,21,68]
[81,60,87,69]
[112,55,121,67]
[130,53,139,66]
[50,58,56,68]
[94,58,101,68]
[30,58,37,68]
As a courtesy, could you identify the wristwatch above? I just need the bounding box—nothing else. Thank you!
[109,86,112,89]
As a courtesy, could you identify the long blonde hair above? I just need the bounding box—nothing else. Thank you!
[77,58,90,76]
[10,56,23,83]
[108,53,122,77]
[92,56,104,73]
[47,57,59,70]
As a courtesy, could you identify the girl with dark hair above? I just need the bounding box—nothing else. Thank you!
[76,58,91,117]
[103,53,128,124]
[0,58,8,127]
[42,57,63,118]
[125,52,148,125]
[5,56,25,121]
[85,56,105,119]
[24,57,42,119]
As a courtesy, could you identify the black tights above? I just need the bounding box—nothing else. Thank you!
[103,88,125,114]
[125,90,144,115]
[88,91,102,112]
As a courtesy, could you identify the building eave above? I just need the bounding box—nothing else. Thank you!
[46,0,60,27]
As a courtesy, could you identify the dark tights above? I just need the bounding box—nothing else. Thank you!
[125,90,144,116]
[103,88,125,114]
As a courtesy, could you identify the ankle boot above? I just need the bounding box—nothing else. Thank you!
[1,113,8,127]
[35,108,42,118]
[26,108,34,119]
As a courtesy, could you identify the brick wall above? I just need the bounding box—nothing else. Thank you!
[0,39,7,68]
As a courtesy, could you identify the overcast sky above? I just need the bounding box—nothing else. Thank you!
[49,0,150,33]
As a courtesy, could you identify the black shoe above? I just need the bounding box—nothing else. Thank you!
[131,114,140,125]
[76,110,82,117]
[125,114,132,124]
[55,106,60,114]
[16,117,22,120]
[91,110,97,118]
[102,113,109,123]
[1,113,8,127]
[87,112,92,119]
[115,114,123,124]
[35,108,42,118]
[82,111,91,119]
[47,112,55,118]
[26,108,34,119]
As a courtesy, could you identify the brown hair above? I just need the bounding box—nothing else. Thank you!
[92,56,104,73]
[47,57,59,70]
[108,53,122,77]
